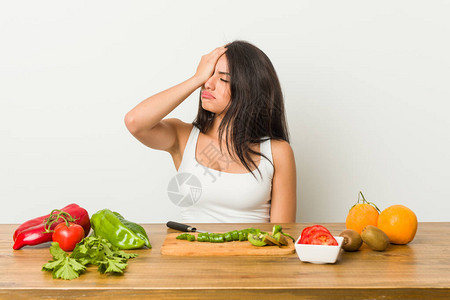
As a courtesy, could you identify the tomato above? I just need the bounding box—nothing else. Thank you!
[299,225,338,245]
[52,222,85,251]
[299,225,332,244]
[308,230,338,246]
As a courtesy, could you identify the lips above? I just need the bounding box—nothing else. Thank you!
[201,91,215,99]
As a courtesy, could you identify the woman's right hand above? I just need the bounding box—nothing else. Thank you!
[192,46,228,86]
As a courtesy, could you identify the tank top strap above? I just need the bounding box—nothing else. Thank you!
[178,125,200,172]
[183,125,200,159]
[260,137,273,165]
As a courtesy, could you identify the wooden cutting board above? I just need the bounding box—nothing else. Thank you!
[160,233,296,256]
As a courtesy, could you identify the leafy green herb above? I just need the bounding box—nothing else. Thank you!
[42,236,138,280]
[42,243,87,280]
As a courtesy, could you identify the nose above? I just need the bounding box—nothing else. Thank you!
[204,75,216,91]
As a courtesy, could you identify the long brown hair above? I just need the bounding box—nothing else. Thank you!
[193,40,290,178]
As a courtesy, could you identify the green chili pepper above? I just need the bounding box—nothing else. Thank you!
[270,224,294,242]
[200,233,207,242]
[272,225,282,236]
[174,226,292,245]
[203,234,209,242]
[210,233,225,243]
[281,232,295,242]
[176,233,196,241]
[209,233,217,243]
[224,232,233,242]
[90,209,146,250]
[207,233,214,242]
[176,233,189,240]
[244,228,261,235]
[113,212,151,248]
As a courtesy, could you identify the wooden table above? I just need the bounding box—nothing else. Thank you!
[1,223,449,299]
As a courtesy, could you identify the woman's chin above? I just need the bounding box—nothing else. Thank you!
[201,103,215,112]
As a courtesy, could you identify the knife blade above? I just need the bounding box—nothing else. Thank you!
[166,221,207,233]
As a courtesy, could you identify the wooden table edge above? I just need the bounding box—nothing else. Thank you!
[1,287,449,299]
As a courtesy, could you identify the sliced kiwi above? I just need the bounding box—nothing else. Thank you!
[248,233,267,247]
[263,234,280,246]
[274,232,288,246]
[361,225,390,251]
[339,229,363,252]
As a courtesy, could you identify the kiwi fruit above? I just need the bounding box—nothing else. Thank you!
[274,232,288,246]
[263,234,280,246]
[339,229,363,252]
[248,233,267,247]
[361,225,390,251]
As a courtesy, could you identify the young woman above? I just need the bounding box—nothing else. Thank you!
[125,41,296,223]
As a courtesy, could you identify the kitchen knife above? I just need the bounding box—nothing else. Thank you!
[166,221,207,233]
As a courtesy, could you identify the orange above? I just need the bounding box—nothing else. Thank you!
[345,192,380,234]
[377,205,418,245]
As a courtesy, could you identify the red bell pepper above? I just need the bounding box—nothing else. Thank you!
[13,203,90,250]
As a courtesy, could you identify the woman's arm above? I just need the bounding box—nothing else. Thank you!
[124,77,201,153]
[124,46,227,154]
[269,140,297,223]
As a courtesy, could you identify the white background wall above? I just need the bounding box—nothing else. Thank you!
[1,0,449,224]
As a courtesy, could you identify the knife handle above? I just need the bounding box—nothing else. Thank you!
[166,221,197,232]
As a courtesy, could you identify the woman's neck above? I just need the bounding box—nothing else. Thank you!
[206,114,227,141]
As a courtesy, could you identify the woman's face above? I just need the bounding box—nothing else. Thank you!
[200,54,231,115]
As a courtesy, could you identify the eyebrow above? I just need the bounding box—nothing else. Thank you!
[218,71,230,75]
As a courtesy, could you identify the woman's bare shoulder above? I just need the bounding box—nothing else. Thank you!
[270,139,293,155]
[270,139,295,165]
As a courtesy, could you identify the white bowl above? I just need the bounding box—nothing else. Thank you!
[295,236,344,264]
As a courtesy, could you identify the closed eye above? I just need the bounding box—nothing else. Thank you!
[218,71,230,83]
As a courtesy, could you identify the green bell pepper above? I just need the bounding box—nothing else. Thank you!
[90,209,150,249]
[113,212,151,248]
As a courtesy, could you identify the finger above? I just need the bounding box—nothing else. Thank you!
[212,46,227,58]
[212,46,227,54]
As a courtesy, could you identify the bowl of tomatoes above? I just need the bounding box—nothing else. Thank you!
[295,225,344,264]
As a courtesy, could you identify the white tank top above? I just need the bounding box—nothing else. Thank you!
[176,125,274,223]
